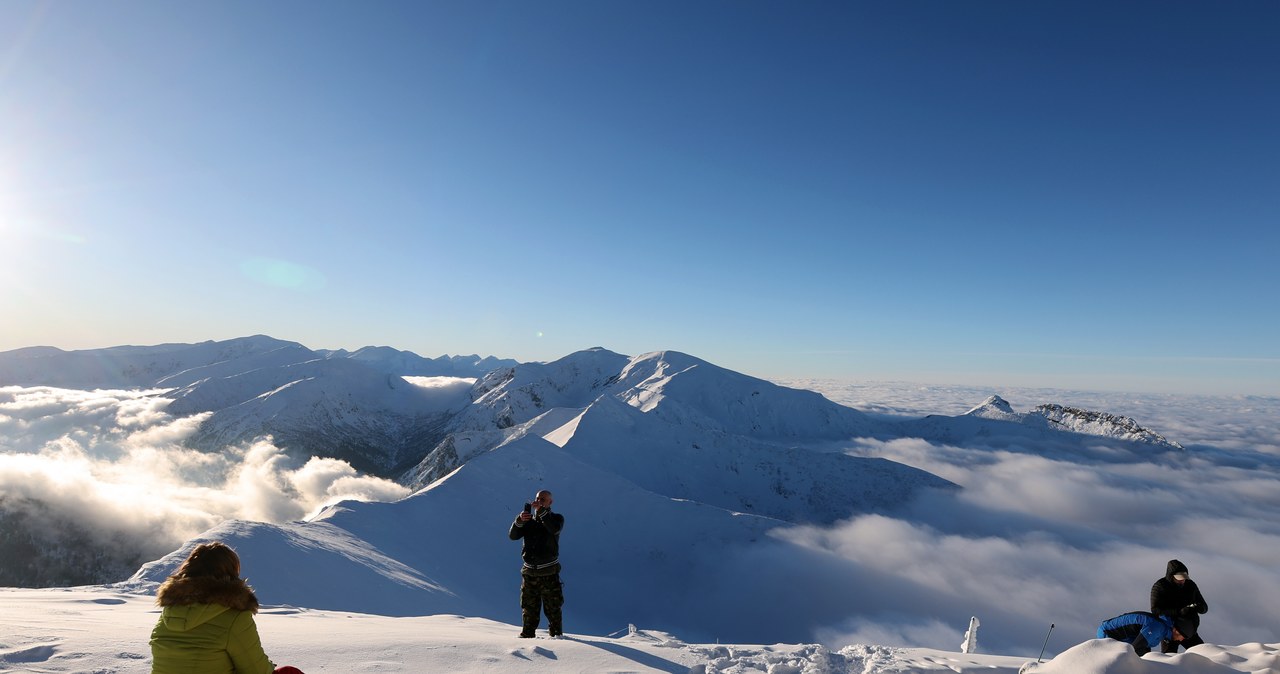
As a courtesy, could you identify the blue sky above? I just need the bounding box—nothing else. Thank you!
[1,1,1277,395]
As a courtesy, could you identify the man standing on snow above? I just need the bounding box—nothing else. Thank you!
[1097,611,1184,656]
[1150,559,1209,652]
[508,489,565,638]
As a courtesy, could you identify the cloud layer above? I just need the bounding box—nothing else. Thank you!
[0,385,410,579]
[777,380,1280,654]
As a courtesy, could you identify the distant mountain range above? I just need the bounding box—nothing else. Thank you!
[898,394,1184,457]
[0,336,518,474]
[0,336,1186,607]
[0,335,516,390]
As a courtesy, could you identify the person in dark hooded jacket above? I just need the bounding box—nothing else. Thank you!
[509,489,565,638]
[1150,559,1209,653]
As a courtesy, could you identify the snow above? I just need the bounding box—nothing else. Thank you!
[1,588,1274,673]
[3,344,1280,673]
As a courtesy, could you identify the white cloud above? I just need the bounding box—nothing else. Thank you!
[0,386,410,574]
[773,381,1280,653]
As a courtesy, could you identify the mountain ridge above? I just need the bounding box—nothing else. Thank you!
[1,335,1190,600]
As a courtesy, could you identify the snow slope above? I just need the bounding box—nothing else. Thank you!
[1,588,1274,673]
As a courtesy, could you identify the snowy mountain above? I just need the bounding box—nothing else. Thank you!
[127,427,951,644]
[0,337,1185,483]
[894,394,1185,457]
[13,345,925,641]
[331,345,517,379]
[0,335,516,390]
[406,348,884,490]
[1031,403,1183,448]
[103,346,954,642]
[0,335,302,389]
[0,336,517,475]
[4,340,1277,672]
[164,357,470,474]
[1,338,1203,595]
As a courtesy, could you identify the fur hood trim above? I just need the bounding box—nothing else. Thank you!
[156,575,260,614]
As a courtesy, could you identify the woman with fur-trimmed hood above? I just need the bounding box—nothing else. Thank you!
[149,541,302,674]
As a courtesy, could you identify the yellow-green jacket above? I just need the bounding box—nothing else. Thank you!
[149,576,275,674]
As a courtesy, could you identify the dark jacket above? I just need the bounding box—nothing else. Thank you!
[509,508,564,574]
[1097,611,1175,656]
[1150,559,1208,634]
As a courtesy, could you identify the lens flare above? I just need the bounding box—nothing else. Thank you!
[240,257,326,291]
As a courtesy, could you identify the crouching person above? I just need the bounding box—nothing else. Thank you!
[1097,611,1184,656]
[150,541,304,674]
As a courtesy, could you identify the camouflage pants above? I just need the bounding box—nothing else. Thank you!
[520,570,563,635]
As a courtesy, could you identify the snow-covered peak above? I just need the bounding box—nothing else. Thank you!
[413,348,884,489]
[1032,404,1184,448]
[457,348,631,430]
[903,396,1184,453]
[612,350,879,440]
[967,395,1015,416]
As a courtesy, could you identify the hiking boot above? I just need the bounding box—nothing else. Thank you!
[518,631,536,638]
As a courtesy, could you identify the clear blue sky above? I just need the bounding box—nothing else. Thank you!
[2,1,1277,395]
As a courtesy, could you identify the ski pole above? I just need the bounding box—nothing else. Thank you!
[1037,623,1055,662]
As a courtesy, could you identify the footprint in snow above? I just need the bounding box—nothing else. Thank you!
[508,646,558,661]
[0,643,59,664]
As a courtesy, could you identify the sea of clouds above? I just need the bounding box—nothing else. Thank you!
[774,380,1280,652]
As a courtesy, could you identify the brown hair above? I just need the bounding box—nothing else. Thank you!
[171,541,241,581]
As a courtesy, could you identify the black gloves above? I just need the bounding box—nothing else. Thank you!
[1181,604,1198,616]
